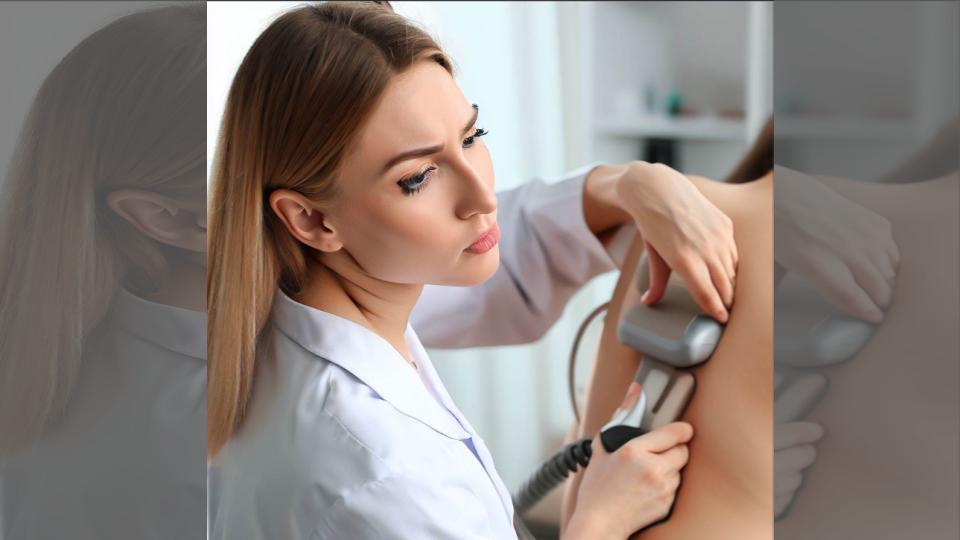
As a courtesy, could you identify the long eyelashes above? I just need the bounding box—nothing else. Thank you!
[463,127,488,148]
[396,127,490,196]
[397,165,437,196]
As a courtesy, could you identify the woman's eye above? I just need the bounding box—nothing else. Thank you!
[462,127,489,148]
[397,165,436,196]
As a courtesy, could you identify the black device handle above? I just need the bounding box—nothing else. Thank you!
[600,424,646,453]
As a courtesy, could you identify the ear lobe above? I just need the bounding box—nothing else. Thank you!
[106,189,206,253]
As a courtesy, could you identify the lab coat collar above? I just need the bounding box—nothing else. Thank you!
[271,289,472,441]
[112,287,207,360]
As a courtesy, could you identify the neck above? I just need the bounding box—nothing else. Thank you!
[137,248,207,312]
[293,252,423,363]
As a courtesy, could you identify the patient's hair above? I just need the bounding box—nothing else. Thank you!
[207,1,453,457]
[725,117,773,183]
[0,4,204,457]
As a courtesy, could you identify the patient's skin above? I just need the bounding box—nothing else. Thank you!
[775,171,959,539]
[562,173,773,539]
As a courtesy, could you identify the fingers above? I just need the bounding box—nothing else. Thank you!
[630,422,694,453]
[776,473,803,495]
[775,444,817,475]
[721,245,738,285]
[774,373,828,424]
[775,493,795,519]
[849,256,894,309]
[773,422,822,521]
[658,443,690,471]
[801,249,883,323]
[870,234,898,284]
[646,247,731,322]
[877,215,900,272]
[729,235,740,269]
[887,235,901,271]
[641,243,671,305]
[720,213,739,279]
[590,432,610,458]
[847,215,899,312]
[708,258,734,309]
[774,422,824,451]
[684,260,728,323]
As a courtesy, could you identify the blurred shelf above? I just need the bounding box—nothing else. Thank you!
[775,115,913,140]
[594,114,747,141]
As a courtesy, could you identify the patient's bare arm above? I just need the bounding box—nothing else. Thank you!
[562,173,774,539]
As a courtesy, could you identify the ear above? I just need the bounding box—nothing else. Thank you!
[106,189,206,253]
[268,189,343,253]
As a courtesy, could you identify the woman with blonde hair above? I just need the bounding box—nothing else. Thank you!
[208,3,739,538]
[0,3,206,539]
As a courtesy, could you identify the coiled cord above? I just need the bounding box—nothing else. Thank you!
[512,437,593,515]
[511,301,610,515]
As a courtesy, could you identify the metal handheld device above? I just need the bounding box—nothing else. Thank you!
[774,272,876,368]
[773,270,878,423]
[614,254,725,433]
[512,255,724,515]
[773,271,879,520]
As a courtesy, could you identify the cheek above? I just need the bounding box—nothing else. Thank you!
[337,148,499,286]
[341,194,464,282]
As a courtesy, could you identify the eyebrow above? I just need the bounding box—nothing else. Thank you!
[380,104,480,174]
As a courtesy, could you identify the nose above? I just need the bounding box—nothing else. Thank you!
[452,157,496,220]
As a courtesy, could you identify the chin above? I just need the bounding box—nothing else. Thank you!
[449,247,500,287]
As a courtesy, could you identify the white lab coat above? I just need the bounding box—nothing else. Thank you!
[0,288,207,540]
[209,165,623,540]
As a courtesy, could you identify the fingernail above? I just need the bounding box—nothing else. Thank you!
[640,290,650,304]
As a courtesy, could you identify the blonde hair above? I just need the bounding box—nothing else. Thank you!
[0,4,205,456]
[207,2,453,457]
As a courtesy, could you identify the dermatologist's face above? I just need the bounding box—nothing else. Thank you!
[328,60,499,286]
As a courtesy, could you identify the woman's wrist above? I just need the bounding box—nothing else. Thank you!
[564,509,613,540]
[582,162,634,235]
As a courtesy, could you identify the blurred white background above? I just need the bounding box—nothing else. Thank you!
[774,1,959,179]
[207,0,772,504]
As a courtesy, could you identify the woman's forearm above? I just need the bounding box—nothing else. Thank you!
[582,163,634,236]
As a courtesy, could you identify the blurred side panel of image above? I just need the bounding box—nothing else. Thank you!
[0,2,207,539]
[773,1,959,538]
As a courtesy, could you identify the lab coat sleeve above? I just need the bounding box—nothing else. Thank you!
[411,164,624,348]
[314,472,499,539]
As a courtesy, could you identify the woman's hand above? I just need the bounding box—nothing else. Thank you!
[617,162,738,322]
[774,421,824,519]
[565,421,693,539]
[774,165,899,323]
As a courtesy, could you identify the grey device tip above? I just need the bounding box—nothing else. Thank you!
[775,273,877,367]
[617,255,725,367]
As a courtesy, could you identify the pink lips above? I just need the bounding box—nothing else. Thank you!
[465,223,500,254]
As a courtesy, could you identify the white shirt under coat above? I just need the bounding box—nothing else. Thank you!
[210,165,623,539]
[1,289,207,540]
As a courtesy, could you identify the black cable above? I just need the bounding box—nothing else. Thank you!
[567,302,610,424]
[512,437,593,515]
[512,423,649,515]
[508,301,607,515]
